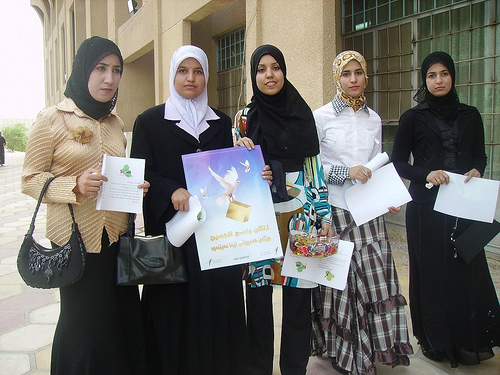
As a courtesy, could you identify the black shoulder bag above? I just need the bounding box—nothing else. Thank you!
[116,213,188,285]
[17,177,87,288]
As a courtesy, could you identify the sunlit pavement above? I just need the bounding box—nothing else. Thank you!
[0,152,498,374]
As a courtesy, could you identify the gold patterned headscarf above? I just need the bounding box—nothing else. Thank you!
[332,50,368,112]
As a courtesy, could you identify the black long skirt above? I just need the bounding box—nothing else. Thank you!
[141,236,247,375]
[50,231,146,375]
[406,200,500,364]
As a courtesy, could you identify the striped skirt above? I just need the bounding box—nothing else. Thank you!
[311,206,413,375]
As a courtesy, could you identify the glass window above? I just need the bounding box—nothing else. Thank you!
[216,29,246,119]
[433,11,450,35]
[391,1,403,20]
[437,0,452,7]
[388,26,400,55]
[401,23,412,54]
[471,28,487,59]
[451,5,470,32]
[378,4,389,24]
[216,28,245,72]
[378,29,388,58]
[344,0,353,16]
[344,15,353,33]
[341,0,498,181]
[366,0,376,10]
[404,0,414,16]
[472,2,488,27]
[418,16,432,39]
[451,32,470,61]
[354,0,364,13]
[364,33,374,60]
[433,35,450,52]
[419,0,434,12]
[366,9,376,28]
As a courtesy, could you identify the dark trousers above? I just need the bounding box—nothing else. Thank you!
[246,284,312,375]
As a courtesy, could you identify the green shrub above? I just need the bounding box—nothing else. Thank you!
[2,123,28,152]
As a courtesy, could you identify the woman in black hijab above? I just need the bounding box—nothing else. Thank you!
[392,51,499,368]
[22,36,148,374]
[235,44,333,375]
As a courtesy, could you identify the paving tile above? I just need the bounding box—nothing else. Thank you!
[30,303,59,325]
[1,256,16,265]
[0,324,55,351]
[0,272,24,285]
[0,292,54,312]
[0,312,25,335]
[0,227,18,235]
[0,248,20,260]
[35,346,51,371]
[0,236,20,246]
[0,353,30,375]
[0,284,21,301]
[0,264,17,277]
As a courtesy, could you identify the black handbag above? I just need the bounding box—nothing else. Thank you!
[116,213,188,285]
[451,218,500,264]
[17,177,87,289]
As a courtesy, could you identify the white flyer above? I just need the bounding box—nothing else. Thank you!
[434,171,499,223]
[345,163,412,226]
[96,154,145,214]
[281,240,354,290]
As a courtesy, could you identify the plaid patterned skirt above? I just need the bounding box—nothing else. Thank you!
[311,207,413,374]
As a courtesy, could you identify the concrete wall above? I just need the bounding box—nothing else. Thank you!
[244,0,341,112]
[31,0,343,129]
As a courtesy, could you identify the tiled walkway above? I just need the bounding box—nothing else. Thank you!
[0,152,498,374]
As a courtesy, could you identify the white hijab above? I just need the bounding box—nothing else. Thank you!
[165,45,218,139]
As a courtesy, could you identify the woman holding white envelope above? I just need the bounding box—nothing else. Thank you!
[311,50,413,374]
[392,51,499,368]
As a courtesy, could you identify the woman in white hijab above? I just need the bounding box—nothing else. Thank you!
[131,45,252,375]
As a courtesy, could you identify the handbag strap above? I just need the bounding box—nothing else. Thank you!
[126,213,136,237]
[27,177,77,235]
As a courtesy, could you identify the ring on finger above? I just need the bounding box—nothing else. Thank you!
[362,169,368,176]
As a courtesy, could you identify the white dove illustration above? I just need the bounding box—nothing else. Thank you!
[240,159,250,173]
[200,187,207,199]
[208,166,241,206]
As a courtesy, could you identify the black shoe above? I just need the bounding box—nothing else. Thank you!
[331,358,349,374]
[444,348,458,368]
[421,346,444,362]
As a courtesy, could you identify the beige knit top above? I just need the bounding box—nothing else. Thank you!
[21,97,128,253]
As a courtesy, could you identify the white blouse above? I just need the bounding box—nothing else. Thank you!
[314,101,382,210]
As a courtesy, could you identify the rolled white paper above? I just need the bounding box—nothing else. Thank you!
[354,152,390,184]
[166,195,206,247]
[365,152,389,171]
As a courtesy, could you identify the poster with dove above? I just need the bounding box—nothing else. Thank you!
[182,145,281,270]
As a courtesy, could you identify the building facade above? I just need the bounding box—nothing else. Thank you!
[30,0,500,252]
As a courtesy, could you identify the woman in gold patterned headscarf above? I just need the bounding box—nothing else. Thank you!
[310,50,413,374]
[332,50,368,112]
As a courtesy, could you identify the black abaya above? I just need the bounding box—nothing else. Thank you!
[131,104,248,375]
[51,232,146,375]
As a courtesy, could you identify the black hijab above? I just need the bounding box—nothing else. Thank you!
[414,51,459,122]
[247,45,319,161]
[64,36,123,120]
